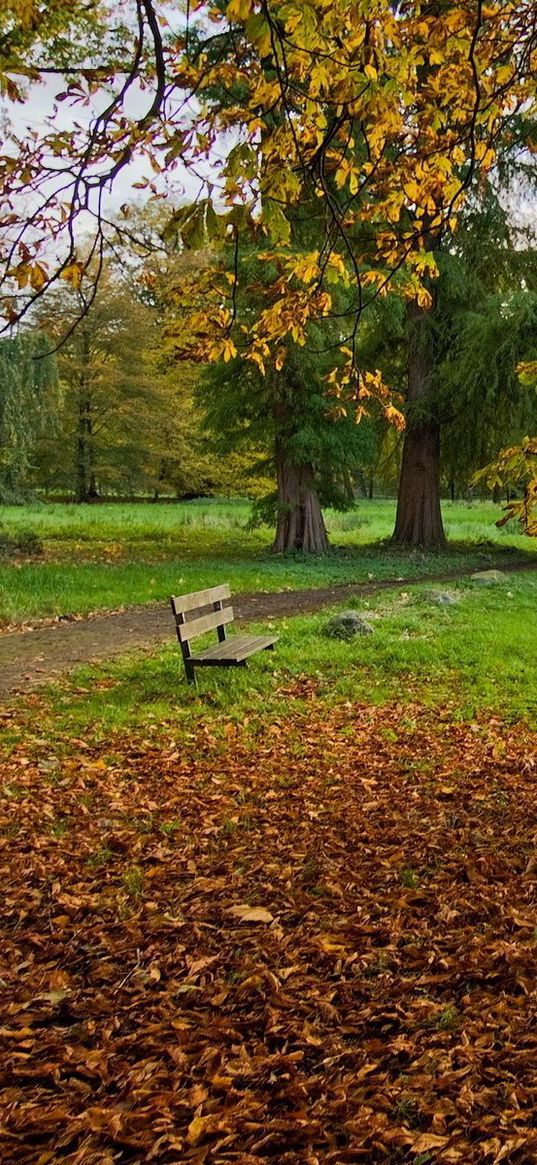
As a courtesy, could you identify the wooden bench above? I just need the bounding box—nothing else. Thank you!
[170,584,277,684]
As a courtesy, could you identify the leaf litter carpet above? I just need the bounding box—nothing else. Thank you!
[1,682,537,1164]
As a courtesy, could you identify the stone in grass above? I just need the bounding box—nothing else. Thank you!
[428,591,459,606]
[323,610,374,640]
[470,569,509,586]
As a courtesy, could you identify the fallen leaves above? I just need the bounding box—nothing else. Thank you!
[0,691,537,1162]
[225,904,274,923]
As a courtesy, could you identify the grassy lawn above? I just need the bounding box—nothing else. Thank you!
[1,497,535,626]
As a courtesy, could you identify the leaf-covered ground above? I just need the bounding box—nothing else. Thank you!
[2,682,537,1164]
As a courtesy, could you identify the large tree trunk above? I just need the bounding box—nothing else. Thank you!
[393,297,447,550]
[393,421,446,548]
[273,448,329,553]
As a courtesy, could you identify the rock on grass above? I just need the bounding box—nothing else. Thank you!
[470,569,509,586]
[323,610,374,640]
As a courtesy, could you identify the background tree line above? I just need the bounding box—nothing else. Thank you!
[1,181,536,554]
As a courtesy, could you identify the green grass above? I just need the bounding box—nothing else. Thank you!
[0,496,533,547]
[5,572,535,752]
[0,498,535,626]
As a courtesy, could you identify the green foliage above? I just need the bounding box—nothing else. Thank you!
[434,193,537,485]
[0,331,57,502]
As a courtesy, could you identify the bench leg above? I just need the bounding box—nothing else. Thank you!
[185,660,196,685]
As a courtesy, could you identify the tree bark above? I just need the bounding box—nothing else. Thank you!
[273,447,329,553]
[75,393,92,503]
[393,298,447,550]
[74,328,97,503]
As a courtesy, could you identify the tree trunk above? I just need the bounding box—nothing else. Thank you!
[75,329,97,503]
[75,393,98,501]
[76,393,92,503]
[393,297,447,550]
[273,449,329,553]
[393,422,446,548]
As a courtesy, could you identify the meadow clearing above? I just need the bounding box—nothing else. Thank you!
[1,497,535,627]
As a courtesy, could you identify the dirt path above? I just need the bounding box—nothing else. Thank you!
[1,559,536,697]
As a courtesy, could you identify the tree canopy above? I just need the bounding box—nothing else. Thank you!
[2,2,536,405]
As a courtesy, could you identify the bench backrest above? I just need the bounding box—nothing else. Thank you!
[170,585,233,652]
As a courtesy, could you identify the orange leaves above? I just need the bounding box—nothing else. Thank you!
[383,404,405,431]
[2,698,537,1160]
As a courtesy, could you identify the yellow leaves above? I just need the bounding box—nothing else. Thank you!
[517,362,537,388]
[415,285,433,309]
[206,336,237,363]
[275,346,286,371]
[60,261,83,290]
[226,0,252,20]
[412,251,438,277]
[288,252,320,285]
[358,369,388,402]
[3,0,38,26]
[249,350,265,375]
[8,260,48,291]
[245,11,271,57]
[403,180,421,205]
[349,169,360,196]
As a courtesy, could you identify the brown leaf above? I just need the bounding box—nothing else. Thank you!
[225,904,274,923]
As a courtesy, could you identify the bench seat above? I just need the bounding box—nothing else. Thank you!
[191,633,277,666]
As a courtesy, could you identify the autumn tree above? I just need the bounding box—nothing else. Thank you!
[35,268,179,501]
[1,1,536,541]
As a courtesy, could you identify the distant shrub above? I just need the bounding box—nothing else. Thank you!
[0,529,43,559]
